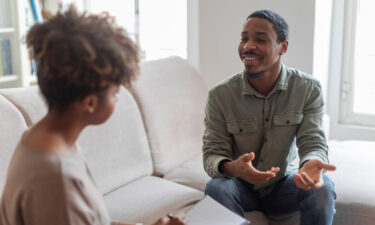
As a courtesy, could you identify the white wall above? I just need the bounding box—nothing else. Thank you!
[194,0,316,87]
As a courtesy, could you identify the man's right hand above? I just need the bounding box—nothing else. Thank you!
[222,153,280,184]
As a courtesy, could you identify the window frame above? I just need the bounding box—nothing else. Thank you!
[340,0,375,127]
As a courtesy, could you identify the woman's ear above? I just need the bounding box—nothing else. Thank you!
[81,94,99,114]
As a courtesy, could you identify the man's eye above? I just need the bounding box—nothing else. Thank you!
[256,39,266,42]
[240,38,248,42]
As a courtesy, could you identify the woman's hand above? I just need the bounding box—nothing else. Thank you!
[151,213,186,225]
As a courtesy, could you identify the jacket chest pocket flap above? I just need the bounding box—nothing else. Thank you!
[226,119,258,134]
[273,113,303,126]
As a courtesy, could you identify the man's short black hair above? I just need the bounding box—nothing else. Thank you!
[247,9,289,43]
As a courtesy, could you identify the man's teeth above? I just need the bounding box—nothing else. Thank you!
[244,57,257,60]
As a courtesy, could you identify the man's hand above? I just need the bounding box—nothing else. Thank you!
[294,159,336,190]
[222,153,280,184]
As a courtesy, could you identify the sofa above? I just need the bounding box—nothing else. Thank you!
[0,56,374,225]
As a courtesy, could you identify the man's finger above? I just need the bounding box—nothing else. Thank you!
[293,174,304,188]
[249,152,255,161]
[294,173,310,190]
[320,163,336,171]
[253,169,276,178]
[271,167,280,173]
[241,153,253,162]
[240,154,250,162]
[266,167,280,175]
[300,172,315,186]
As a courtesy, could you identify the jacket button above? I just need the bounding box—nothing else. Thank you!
[240,128,243,132]
[286,120,290,124]
[265,118,269,122]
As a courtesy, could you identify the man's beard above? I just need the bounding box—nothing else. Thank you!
[245,71,263,79]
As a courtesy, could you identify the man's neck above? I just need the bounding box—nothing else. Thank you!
[248,64,282,96]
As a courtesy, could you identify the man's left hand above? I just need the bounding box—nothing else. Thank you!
[293,159,336,190]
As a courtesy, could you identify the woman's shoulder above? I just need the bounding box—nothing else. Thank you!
[22,125,70,154]
[7,136,85,188]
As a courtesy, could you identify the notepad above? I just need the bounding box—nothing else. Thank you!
[186,195,251,225]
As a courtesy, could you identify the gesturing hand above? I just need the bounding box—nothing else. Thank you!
[294,159,336,190]
[223,152,280,184]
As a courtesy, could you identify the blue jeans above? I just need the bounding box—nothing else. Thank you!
[205,171,336,225]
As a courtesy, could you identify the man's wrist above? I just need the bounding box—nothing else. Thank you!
[299,160,309,169]
[221,160,236,177]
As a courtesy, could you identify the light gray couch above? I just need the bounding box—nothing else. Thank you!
[0,56,374,225]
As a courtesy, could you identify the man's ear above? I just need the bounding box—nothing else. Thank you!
[280,40,289,55]
[81,94,99,114]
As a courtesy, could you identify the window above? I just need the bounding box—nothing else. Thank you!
[87,0,187,61]
[341,0,375,126]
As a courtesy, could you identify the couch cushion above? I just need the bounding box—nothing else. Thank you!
[0,86,153,195]
[164,153,210,192]
[131,56,208,175]
[78,87,153,195]
[0,95,28,193]
[103,176,203,224]
[328,140,375,225]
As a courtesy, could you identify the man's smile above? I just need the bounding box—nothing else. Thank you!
[241,52,262,65]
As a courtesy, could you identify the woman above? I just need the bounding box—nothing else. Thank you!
[0,5,185,225]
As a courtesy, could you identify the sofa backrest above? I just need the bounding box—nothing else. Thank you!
[0,95,28,193]
[131,57,208,175]
[0,86,152,195]
[78,87,152,195]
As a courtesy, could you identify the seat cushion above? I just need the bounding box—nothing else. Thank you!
[104,176,203,224]
[328,140,375,225]
[131,56,208,175]
[164,153,210,192]
[0,95,28,193]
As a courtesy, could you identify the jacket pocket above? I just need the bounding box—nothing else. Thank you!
[226,119,258,134]
[273,112,303,126]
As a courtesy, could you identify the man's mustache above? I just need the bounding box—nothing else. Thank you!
[241,51,260,56]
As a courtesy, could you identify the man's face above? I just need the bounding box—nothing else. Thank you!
[238,17,287,76]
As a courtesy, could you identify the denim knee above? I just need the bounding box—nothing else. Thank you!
[205,177,234,198]
[317,175,336,200]
[205,177,247,216]
[304,175,336,209]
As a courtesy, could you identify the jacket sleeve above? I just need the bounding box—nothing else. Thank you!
[296,81,329,167]
[202,88,233,177]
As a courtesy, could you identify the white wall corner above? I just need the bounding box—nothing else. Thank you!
[312,0,333,104]
[187,0,199,71]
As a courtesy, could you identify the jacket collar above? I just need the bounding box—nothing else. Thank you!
[241,64,288,97]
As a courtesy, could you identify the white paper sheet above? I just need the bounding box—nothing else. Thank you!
[186,195,250,225]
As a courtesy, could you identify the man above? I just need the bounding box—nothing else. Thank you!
[203,9,336,225]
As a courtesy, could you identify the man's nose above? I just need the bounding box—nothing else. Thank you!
[243,40,256,51]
